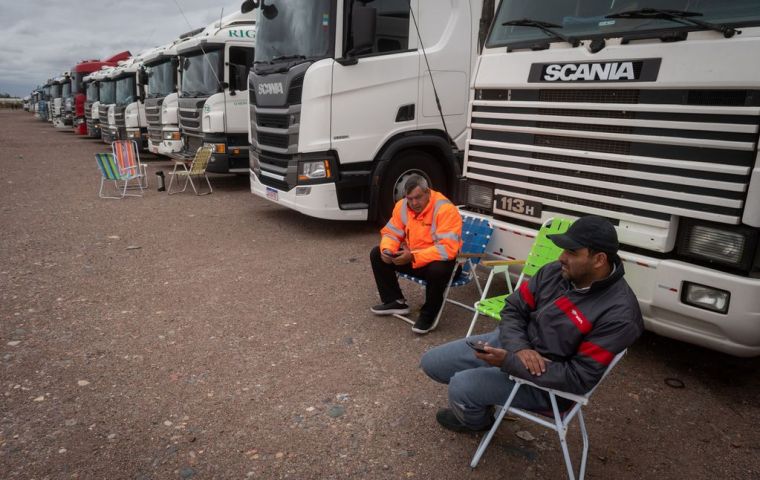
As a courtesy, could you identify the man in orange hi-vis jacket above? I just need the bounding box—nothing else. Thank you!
[369,174,462,334]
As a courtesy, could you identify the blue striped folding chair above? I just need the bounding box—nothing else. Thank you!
[95,152,144,199]
[393,214,493,328]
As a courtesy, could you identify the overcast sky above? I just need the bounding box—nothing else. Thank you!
[0,1,244,97]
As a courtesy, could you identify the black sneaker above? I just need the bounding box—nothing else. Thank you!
[411,315,439,334]
[370,300,410,316]
[436,408,494,433]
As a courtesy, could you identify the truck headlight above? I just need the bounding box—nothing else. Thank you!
[163,131,181,141]
[298,160,332,182]
[127,129,141,139]
[682,282,730,314]
[466,182,493,211]
[677,220,758,271]
[204,143,226,154]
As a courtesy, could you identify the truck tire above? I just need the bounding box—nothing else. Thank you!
[378,149,447,224]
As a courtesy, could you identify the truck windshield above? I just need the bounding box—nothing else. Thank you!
[487,0,760,48]
[100,80,116,104]
[115,75,136,105]
[62,82,71,97]
[72,73,85,95]
[146,59,176,98]
[254,0,333,66]
[86,82,99,102]
[181,49,222,97]
[51,84,62,98]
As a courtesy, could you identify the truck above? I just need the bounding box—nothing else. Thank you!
[144,29,204,156]
[459,1,760,357]
[83,66,116,139]
[105,54,148,147]
[71,52,131,135]
[172,10,257,173]
[246,0,495,222]
[96,66,121,143]
[49,75,67,125]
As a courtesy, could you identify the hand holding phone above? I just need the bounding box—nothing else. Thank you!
[466,339,489,353]
[383,249,402,258]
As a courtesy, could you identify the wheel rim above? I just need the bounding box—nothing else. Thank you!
[392,168,430,203]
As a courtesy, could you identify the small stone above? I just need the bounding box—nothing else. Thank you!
[33,395,45,402]
[305,407,315,412]
[77,380,90,387]
[65,419,77,427]
[108,236,120,240]
[107,433,116,440]
[516,430,536,442]
[336,393,350,402]
[126,245,142,250]
[275,452,284,459]
[328,405,345,418]
[179,467,196,479]
[7,341,20,347]
[164,420,173,427]
[59,448,67,454]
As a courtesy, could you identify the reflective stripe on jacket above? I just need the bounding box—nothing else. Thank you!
[499,260,643,395]
[379,190,463,269]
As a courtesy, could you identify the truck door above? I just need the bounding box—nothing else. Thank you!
[331,0,420,163]
[225,44,255,136]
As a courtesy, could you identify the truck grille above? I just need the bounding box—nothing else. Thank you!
[114,106,126,128]
[467,88,760,228]
[256,150,294,191]
[178,98,205,134]
[145,98,163,128]
[98,104,109,122]
[249,73,303,155]
[84,101,93,120]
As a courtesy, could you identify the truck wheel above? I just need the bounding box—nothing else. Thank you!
[378,150,447,224]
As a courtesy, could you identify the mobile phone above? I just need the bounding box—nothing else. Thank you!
[383,249,403,258]
[466,339,488,353]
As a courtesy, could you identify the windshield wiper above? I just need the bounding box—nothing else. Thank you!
[270,54,307,64]
[503,19,580,48]
[606,9,739,38]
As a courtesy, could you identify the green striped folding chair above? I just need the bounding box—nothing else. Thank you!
[466,217,573,336]
[95,152,144,199]
[167,146,214,195]
[112,139,148,189]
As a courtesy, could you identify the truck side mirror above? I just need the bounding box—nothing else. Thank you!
[337,6,376,66]
[241,0,258,13]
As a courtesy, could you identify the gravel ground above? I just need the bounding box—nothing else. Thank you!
[1,110,759,480]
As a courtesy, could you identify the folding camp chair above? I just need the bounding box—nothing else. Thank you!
[95,152,144,199]
[470,350,628,480]
[466,217,573,336]
[393,214,493,327]
[167,146,214,195]
[111,139,148,189]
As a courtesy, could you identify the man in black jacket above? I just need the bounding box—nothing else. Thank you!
[420,215,644,432]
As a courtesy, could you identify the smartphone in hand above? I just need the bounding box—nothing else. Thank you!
[466,339,488,353]
[383,249,403,258]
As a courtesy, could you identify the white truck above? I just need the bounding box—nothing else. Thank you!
[460,1,760,357]
[96,66,121,143]
[144,28,205,156]
[246,0,496,222]
[109,51,154,149]
[50,74,68,126]
[172,10,257,173]
[84,66,116,139]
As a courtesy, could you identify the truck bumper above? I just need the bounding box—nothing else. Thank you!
[250,170,367,221]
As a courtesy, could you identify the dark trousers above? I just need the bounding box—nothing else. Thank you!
[370,246,457,320]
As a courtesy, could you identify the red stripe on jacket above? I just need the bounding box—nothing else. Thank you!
[578,341,614,366]
[519,282,536,310]
[554,296,592,335]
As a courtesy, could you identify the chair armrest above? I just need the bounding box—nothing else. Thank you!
[509,375,589,405]
[481,260,525,267]
[458,253,489,259]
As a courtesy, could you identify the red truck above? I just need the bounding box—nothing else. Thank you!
[71,51,131,135]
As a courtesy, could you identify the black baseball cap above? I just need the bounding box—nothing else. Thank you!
[547,215,619,254]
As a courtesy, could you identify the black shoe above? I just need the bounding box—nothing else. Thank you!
[411,315,439,334]
[436,408,494,433]
[370,300,410,316]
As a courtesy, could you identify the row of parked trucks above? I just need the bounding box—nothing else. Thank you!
[26,0,760,358]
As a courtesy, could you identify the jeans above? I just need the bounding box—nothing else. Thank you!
[369,246,457,320]
[420,329,552,429]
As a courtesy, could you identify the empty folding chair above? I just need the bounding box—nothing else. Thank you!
[95,152,144,199]
[111,139,148,188]
[470,350,628,480]
[393,214,493,327]
[466,217,573,336]
[167,146,214,195]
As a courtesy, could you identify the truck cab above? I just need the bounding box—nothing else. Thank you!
[172,10,256,173]
[84,67,114,139]
[50,76,65,125]
[96,67,119,143]
[247,0,491,221]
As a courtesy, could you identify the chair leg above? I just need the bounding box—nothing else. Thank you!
[167,163,179,194]
[551,394,577,480]
[578,410,589,480]
[470,383,522,468]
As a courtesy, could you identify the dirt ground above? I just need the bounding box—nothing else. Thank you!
[1,110,759,480]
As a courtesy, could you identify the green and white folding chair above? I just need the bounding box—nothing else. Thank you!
[470,349,628,480]
[466,217,573,336]
[95,152,144,199]
[112,139,148,189]
[168,146,214,195]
